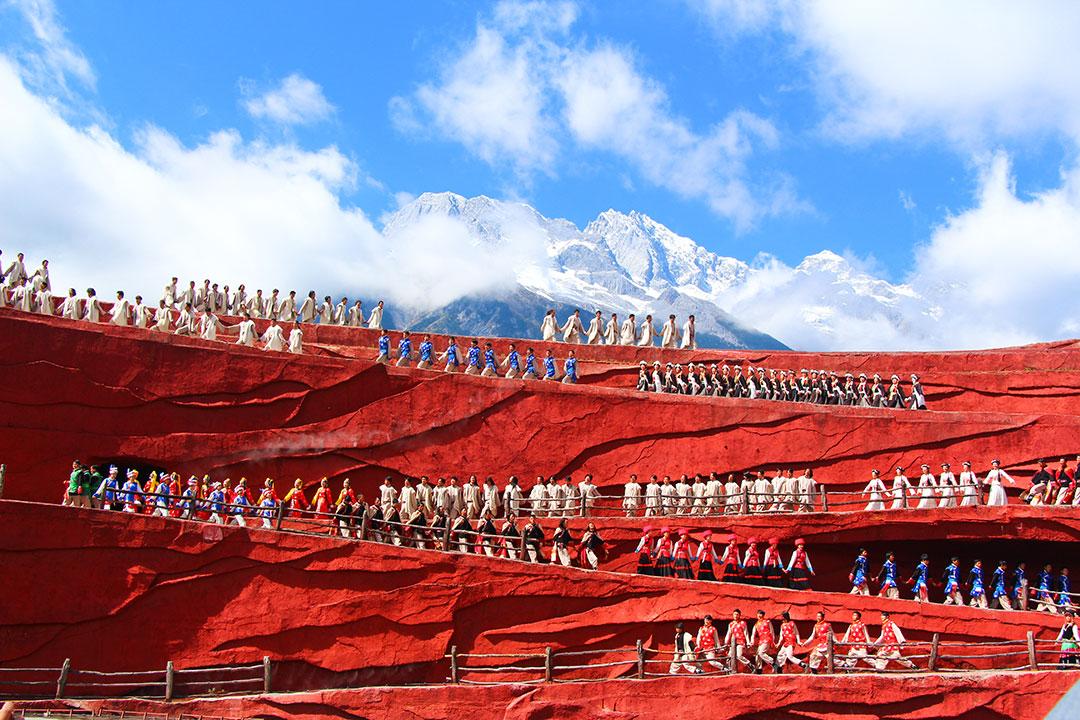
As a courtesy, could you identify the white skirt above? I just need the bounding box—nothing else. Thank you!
[987,482,1008,506]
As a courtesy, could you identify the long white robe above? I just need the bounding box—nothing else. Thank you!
[347,305,364,327]
[367,305,384,330]
[236,319,257,347]
[680,321,696,349]
[83,297,102,323]
[561,314,584,343]
[585,316,603,344]
[399,485,418,517]
[299,296,317,322]
[604,317,619,345]
[174,308,195,335]
[152,306,172,332]
[288,327,303,354]
[279,298,297,322]
[937,472,957,508]
[863,478,886,511]
[333,301,347,325]
[660,319,679,348]
[35,289,53,315]
[528,483,548,516]
[132,302,150,328]
[163,282,177,307]
[540,314,558,341]
[622,482,641,513]
[247,295,266,319]
[985,468,1014,506]
[3,259,26,287]
[60,296,81,320]
[958,471,979,507]
[916,473,938,509]
[638,319,657,347]
[12,284,32,311]
[110,298,131,326]
[200,313,222,341]
[619,318,636,345]
[889,475,912,510]
[261,325,286,351]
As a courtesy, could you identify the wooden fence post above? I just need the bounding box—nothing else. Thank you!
[741,486,750,514]
[358,511,369,541]
[544,647,553,682]
[263,656,272,693]
[56,658,70,699]
[729,636,737,674]
[0,463,6,499]
[929,633,940,672]
[579,495,586,517]
[165,661,174,701]
[519,531,527,560]
[1027,631,1037,670]
[274,502,285,530]
[450,646,459,684]
[826,633,835,674]
[1021,583,1029,612]
[821,486,829,512]
[442,521,452,551]
[636,640,644,679]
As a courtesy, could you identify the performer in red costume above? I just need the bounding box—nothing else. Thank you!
[742,537,763,584]
[838,610,874,669]
[724,609,754,672]
[283,478,309,517]
[720,534,742,582]
[635,526,655,575]
[696,530,719,581]
[311,478,334,534]
[695,614,725,670]
[775,611,808,673]
[749,609,777,673]
[762,537,785,588]
[786,538,815,590]
[871,611,918,670]
[654,527,674,578]
[672,529,695,579]
[804,611,834,673]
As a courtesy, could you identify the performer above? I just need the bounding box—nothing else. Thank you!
[619,313,637,345]
[539,309,559,341]
[260,319,286,351]
[915,464,938,509]
[541,349,557,381]
[288,321,303,354]
[967,559,988,609]
[635,527,655,575]
[804,612,834,674]
[762,538,784,588]
[653,528,674,578]
[464,340,482,376]
[695,615,725,671]
[501,514,521,560]
[672,530,695,579]
[375,331,391,364]
[669,622,702,674]
[1057,613,1079,666]
[480,342,499,377]
[748,610,777,673]
[863,470,887,511]
[284,479,310,516]
[941,556,962,605]
[500,342,521,378]
[724,609,754,672]
[644,475,661,517]
[909,374,927,410]
[1058,568,1073,612]
[522,514,545,562]
[622,473,642,517]
[522,347,538,380]
[1035,563,1058,613]
[347,299,364,326]
[937,463,957,508]
[438,336,461,372]
[560,309,584,343]
[838,611,875,670]
[991,560,1012,610]
[776,612,808,673]
[719,534,741,582]
[696,531,719,581]
[637,314,658,347]
[603,312,619,345]
[786,538,814,590]
[984,459,1015,506]
[235,312,257,347]
[890,467,912,510]
[660,314,679,349]
[876,552,900,599]
[1012,561,1029,611]
[367,300,384,330]
[849,548,870,595]
[551,518,573,566]
[561,350,578,384]
[871,612,917,670]
[680,315,697,350]
[580,522,606,569]
[910,554,932,603]
[396,331,414,367]
[450,510,473,553]
[584,310,604,344]
[742,538,763,585]
[959,461,980,507]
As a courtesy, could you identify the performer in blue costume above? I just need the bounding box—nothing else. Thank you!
[967,559,988,609]
[876,551,899,598]
[991,560,1012,609]
[909,553,930,602]
[942,556,962,605]
[849,548,870,595]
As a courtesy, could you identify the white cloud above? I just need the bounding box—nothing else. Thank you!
[243,73,335,126]
[5,0,95,94]
[0,58,530,314]
[393,0,802,226]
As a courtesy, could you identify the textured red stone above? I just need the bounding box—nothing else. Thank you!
[20,670,1077,720]
[2,311,1080,506]
[0,500,1071,692]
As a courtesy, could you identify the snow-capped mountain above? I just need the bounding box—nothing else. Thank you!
[382,192,941,350]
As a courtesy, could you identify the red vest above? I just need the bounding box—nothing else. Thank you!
[728,619,748,645]
[754,620,774,646]
[779,621,798,648]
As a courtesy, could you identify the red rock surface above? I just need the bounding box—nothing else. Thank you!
[2,311,1080,505]
[1,500,1071,692]
[19,670,1078,720]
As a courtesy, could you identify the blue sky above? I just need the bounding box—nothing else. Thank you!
[7,0,1066,278]
[2,1,1079,349]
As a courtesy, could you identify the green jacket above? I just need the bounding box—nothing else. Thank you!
[68,470,82,494]
[84,471,101,495]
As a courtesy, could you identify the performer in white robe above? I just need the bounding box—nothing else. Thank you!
[540,310,559,341]
[31,259,50,292]
[315,295,332,324]
[179,281,196,309]
[622,474,641,517]
[620,314,637,345]
[11,279,33,311]
[200,310,224,341]
[367,300,385,330]
[863,470,887,511]
[644,476,661,516]
[132,297,151,328]
[298,291,317,322]
[261,320,286,351]
[584,310,604,344]
[560,310,585,343]
[958,462,979,507]
[347,300,364,326]
[889,468,912,510]
[195,281,210,311]
[680,315,697,350]
[660,315,679,349]
[247,291,266,319]
[59,290,80,320]
[937,463,957,508]
[604,313,619,345]
[705,473,724,514]
[288,323,304,354]
[163,277,178,307]
[278,291,298,322]
[333,297,348,325]
[984,459,1015,506]
[236,314,257,347]
[83,289,103,323]
[174,303,196,335]
[528,478,548,517]
[35,281,53,315]
[152,301,172,332]
[797,470,817,512]
[3,252,27,288]
[638,314,658,347]
[399,479,419,518]
[109,293,131,325]
[915,465,938,509]
[266,290,282,320]
[232,285,247,315]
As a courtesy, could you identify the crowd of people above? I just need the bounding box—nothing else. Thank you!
[619,471,820,515]
[636,532,815,590]
[374,333,581,383]
[669,610,917,674]
[62,463,610,569]
[861,458,1080,509]
[635,361,927,409]
[848,550,1076,613]
[541,309,701,349]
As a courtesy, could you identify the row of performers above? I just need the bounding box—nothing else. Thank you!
[634,528,815,590]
